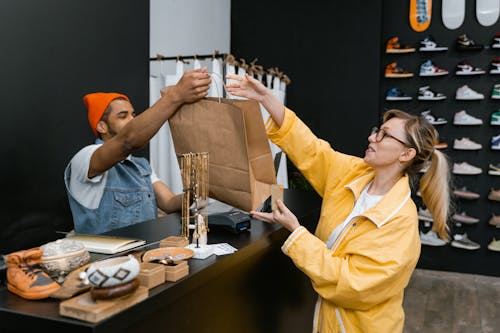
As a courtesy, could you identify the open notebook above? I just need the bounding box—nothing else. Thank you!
[66,234,146,254]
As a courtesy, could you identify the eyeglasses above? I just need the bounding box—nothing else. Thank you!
[370,127,410,146]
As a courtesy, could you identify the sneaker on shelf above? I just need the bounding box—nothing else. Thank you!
[453,110,483,125]
[489,57,500,74]
[488,239,500,252]
[491,134,500,150]
[456,85,484,100]
[488,188,500,201]
[418,85,446,100]
[385,62,413,78]
[418,207,433,222]
[453,137,482,150]
[491,84,500,99]
[434,140,448,150]
[452,186,480,200]
[456,34,484,51]
[452,162,482,175]
[451,233,480,250]
[419,35,448,52]
[421,110,447,125]
[491,33,500,49]
[489,163,500,172]
[455,61,485,76]
[419,60,449,76]
[488,163,500,176]
[488,214,500,227]
[419,160,431,173]
[386,36,416,53]
[452,211,479,225]
[420,230,447,246]
[491,110,500,125]
[385,87,412,101]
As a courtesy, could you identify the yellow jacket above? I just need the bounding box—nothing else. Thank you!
[266,109,420,333]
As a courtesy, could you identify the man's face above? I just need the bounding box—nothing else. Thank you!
[102,99,135,137]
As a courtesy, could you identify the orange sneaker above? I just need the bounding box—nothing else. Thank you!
[386,37,416,53]
[385,62,414,78]
[6,247,60,300]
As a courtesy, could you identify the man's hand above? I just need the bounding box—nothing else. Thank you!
[162,68,211,105]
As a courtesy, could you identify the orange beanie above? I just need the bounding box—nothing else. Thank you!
[83,92,130,136]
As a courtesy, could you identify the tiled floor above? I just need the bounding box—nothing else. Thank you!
[403,269,500,333]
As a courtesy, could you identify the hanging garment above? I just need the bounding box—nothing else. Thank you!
[193,58,202,70]
[209,57,223,98]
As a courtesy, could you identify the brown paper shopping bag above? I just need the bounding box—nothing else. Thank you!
[169,97,277,212]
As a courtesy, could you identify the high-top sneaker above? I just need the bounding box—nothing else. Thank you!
[456,34,483,51]
[6,247,60,300]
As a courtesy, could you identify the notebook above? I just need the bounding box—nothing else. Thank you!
[66,234,146,254]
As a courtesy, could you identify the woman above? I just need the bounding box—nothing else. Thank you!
[226,73,450,333]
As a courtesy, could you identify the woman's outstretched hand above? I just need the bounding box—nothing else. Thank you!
[250,200,301,232]
[226,74,269,102]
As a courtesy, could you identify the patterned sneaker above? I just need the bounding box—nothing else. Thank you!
[453,187,480,200]
[451,233,480,250]
[419,35,448,52]
[456,34,484,51]
[386,36,416,53]
[453,137,482,150]
[418,207,433,222]
[491,84,500,99]
[489,57,500,74]
[418,85,446,100]
[453,110,483,125]
[491,134,500,150]
[420,230,447,246]
[420,60,449,76]
[455,61,485,75]
[491,33,500,49]
[386,87,412,101]
[488,214,500,227]
[456,85,484,100]
[488,239,500,252]
[385,62,414,78]
[421,110,447,125]
[491,110,500,125]
[452,211,479,225]
[452,162,482,175]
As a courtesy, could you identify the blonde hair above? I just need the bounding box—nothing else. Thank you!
[383,109,451,240]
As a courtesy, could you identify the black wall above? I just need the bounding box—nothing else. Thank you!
[0,0,149,254]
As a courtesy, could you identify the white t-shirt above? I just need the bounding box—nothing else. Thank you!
[68,144,160,209]
[326,183,383,249]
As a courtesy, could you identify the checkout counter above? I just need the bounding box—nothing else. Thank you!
[0,189,321,333]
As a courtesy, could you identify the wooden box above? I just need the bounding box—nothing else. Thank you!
[165,261,189,282]
[138,262,165,289]
[160,236,189,248]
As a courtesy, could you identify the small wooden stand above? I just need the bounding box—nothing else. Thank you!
[138,262,165,289]
[59,286,148,323]
[160,236,189,248]
[164,261,189,282]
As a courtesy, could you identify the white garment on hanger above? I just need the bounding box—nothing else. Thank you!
[193,58,202,70]
[209,58,223,98]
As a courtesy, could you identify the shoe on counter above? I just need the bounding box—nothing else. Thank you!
[488,239,500,252]
[453,187,480,200]
[453,110,483,125]
[456,85,484,100]
[491,110,500,125]
[452,211,480,225]
[456,34,484,51]
[455,61,485,76]
[420,230,447,246]
[421,110,447,125]
[489,57,500,74]
[488,214,500,227]
[419,35,448,52]
[385,62,414,78]
[451,233,481,250]
[453,137,482,150]
[419,59,449,76]
[491,33,500,49]
[491,134,500,150]
[386,36,416,53]
[386,87,412,101]
[491,84,500,99]
[418,207,433,222]
[452,162,482,175]
[418,85,446,100]
[488,188,500,201]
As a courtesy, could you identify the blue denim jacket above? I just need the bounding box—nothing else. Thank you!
[64,139,157,234]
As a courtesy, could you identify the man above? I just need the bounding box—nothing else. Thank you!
[64,68,211,234]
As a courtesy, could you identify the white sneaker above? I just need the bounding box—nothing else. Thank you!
[418,85,446,100]
[453,110,483,125]
[451,233,480,250]
[418,207,433,222]
[420,230,447,246]
[452,211,480,224]
[421,110,447,125]
[456,85,484,100]
[455,62,485,76]
[453,137,482,150]
[453,162,482,175]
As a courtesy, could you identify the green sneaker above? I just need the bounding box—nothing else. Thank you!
[487,238,500,252]
[491,110,500,125]
[492,84,500,99]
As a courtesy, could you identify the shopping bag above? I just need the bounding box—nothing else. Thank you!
[168,97,277,212]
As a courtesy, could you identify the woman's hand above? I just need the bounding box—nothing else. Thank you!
[250,200,301,232]
[226,74,269,102]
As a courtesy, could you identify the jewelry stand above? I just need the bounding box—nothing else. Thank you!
[180,152,214,259]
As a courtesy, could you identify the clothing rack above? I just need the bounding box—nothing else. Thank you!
[149,52,227,62]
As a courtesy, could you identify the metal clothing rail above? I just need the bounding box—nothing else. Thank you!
[149,52,227,62]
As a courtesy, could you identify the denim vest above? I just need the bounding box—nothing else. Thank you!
[64,139,157,234]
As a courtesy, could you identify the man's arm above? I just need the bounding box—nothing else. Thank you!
[88,68,211,178]
[153,181,183,214]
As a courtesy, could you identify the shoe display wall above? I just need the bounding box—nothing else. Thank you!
[381,0,500,277]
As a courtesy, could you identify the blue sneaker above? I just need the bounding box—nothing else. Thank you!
[386,87,412,101]
[492,134,500,150]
